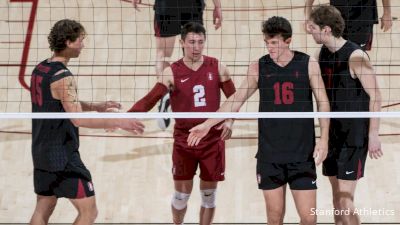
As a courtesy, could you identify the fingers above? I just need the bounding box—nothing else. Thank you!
[220,128,232,141]
[313,151,321,166]
[369,147,383,159]
[187,133,201,147]
[106,101,121,109]
[214,18,221,30]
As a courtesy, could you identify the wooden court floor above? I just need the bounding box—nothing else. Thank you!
[0,0,399,224]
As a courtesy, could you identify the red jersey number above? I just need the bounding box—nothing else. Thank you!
[31,74,43,106]
[273,82,294,105]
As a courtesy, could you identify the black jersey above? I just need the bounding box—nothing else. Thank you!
[319,41,370,112]
[257,51,315,164]
[319,41,370,147]
[31,60,79,172]
[330,0,378,25]
[154,0,205,14]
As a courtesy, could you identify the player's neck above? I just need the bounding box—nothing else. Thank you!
[182,55,204,71]
[273,49,294,67]
[50,53,70,66]
[325,37,347,53]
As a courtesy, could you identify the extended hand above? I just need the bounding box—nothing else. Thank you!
[216,119,233,141]
[187,123,211,147]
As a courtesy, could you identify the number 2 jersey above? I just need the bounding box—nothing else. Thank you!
[170,56,223,147]
[31,60,79,172]
[257,51,315,163]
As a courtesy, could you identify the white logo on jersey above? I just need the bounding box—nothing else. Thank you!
[345,171,355,175]
[312,180,316,185]
[208,72,213,80]
[181,78,190,83]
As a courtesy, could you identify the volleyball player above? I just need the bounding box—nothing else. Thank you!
[30,19,144,225]
[305,0,392,50]
[308,5,383,225]
[187,17,330,225]
[132,0,222,130]
[127,22,235,225]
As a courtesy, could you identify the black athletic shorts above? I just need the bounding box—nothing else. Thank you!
[154,11,203,37]
[323,119,369,180]
[256,160,317,190]
[323,145,368,180]
[343,23,374,51]
[34,151,95,199]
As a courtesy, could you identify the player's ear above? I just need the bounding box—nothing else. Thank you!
[323,25,331,35]
[285,37,292,45]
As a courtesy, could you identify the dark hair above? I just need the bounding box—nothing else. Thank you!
[181,22,206,40]
[262,16,292,40]
[48,19,86,52]
[310,5,345,38]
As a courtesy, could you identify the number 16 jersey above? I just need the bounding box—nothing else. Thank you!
[257,51,315,164]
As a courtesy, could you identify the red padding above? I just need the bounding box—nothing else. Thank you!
[220,79,236,98]
[128,82,169,112]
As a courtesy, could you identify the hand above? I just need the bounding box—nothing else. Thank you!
[380,13,393,32]
[313,139,328,166]
[187,123,211,147]
[133,0,141,11]
[216,119,233,141]
[119,119,145,135]
[96,101,121,112]
[213,7,222,30]
[368,134,383,159]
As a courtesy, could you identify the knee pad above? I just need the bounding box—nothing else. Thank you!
[200,189,217,209]
[171,191,190,210]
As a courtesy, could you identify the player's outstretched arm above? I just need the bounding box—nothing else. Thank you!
[51,75,144,134]
[187,62,259,146]
[309,57,330,165]
[80,101,121,112]
[127,67,172,112]
[350,50,383,159]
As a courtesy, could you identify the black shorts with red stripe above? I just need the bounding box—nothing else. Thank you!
[34,151,95,199]
[154,11,203,37]
[323,119,369,180]
[343,23,374,51]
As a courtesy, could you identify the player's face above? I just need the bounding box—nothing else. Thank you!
[181,32,205,61]
[264,35,291,60]
[308,21,326,44]
[66,33,85,58]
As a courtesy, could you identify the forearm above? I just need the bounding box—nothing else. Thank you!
[203,93,245,128]
[72,118,122,129]
[212,0,221,8]
[304,0,314,19]
[369,95,382,136]
[317,101,330,141]
[382,0,391,15]
[80,101,98,112]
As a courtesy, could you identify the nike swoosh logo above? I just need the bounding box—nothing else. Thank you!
[181,78,190,83]
[345,171,355,175]
[312,181,316,185]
